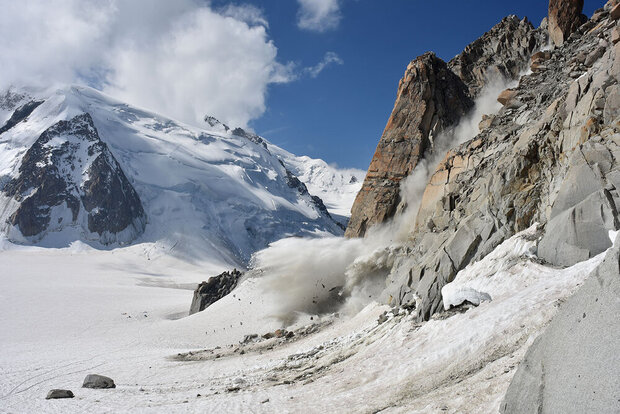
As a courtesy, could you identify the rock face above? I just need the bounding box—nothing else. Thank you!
[548,0,586,46]
[449,16,547,97]
[46,389,74,399]
[189,269,243,315]
[0,100,43,134]
[346,17,545,238]
[501,233,620,414]
[82,374,115,389]
[345,53,473,237]
[1,113,146,244]
[375,2,620,320]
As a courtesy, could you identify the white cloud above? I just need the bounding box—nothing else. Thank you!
[297,0,342,32]
[304,52,344,78]
[0,0,295,128]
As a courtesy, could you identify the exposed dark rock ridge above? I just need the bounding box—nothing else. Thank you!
[377,2,620,320]
[0,100,44,134]
[345,53,474,237]
[548,0,586,46]
[346,17,546,238]
[190,269,243,315]
[501,233,620,414]
[2,113,146,243]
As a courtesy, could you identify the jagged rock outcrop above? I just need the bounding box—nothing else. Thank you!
[190,269,243,315]
[449,15,547,97]
[345,53,473,237]
[548,0,586,46]
[346,17,546,238]
[379,2,620,320]
[1,113,146,243]
[501,233,620,414]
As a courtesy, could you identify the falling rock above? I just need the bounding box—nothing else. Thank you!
[82,374,116,389]
[497,89,519,106]
[548,0,586,46]
[46,389,74,399]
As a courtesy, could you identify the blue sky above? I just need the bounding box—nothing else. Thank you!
[238,0,603,170]
[0,0,603,171]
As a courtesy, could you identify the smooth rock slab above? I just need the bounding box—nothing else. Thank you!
[501,233,620,413]
[46,389,74,399]
[82,374,115,389]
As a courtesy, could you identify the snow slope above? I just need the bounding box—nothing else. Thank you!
[0,86,352,265]
[270,148,365,220]
[0,227,610,413]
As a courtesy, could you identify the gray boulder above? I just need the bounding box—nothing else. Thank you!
[539,189,619,266]
[501,233,620,413]
[46,389,74,399]
[82,374,115,389]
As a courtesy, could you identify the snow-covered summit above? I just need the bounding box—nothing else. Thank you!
[0,85,354,265]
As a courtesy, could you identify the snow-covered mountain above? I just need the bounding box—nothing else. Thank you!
[0,85,355,265]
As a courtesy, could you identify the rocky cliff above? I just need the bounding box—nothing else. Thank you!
[348,0,620,325]
[346,16,547,238]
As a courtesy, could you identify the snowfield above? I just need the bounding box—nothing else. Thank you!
[0,228,610,413]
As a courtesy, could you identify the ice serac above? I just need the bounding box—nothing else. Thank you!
[2,113,146,244]
[548,0,586,46]
[345,53,473,238]
[501,233,620,414]
[379,2,620,320]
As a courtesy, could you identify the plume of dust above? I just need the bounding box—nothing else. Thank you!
[251,76,514,325]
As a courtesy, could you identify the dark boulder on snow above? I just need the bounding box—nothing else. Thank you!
[189,269,243,315]
[82,374,116,389]
[46,389,74,399]
[501,233,620,414]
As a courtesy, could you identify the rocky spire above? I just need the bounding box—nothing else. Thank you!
[345,17,546,238]
[548,0,586,46]
[345,53,473,238]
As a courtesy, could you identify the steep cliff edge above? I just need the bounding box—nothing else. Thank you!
[346,16,546,238]
[345,53,473,237]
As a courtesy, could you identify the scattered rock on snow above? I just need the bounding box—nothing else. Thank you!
[82,374,116,389]
[46,389,74,399]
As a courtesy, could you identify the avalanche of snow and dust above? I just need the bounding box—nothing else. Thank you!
[0,226,612,413]
[249,77,516,323]
[1,69,601,413]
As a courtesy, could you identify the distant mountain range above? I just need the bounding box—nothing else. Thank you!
[0,86,364,265]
